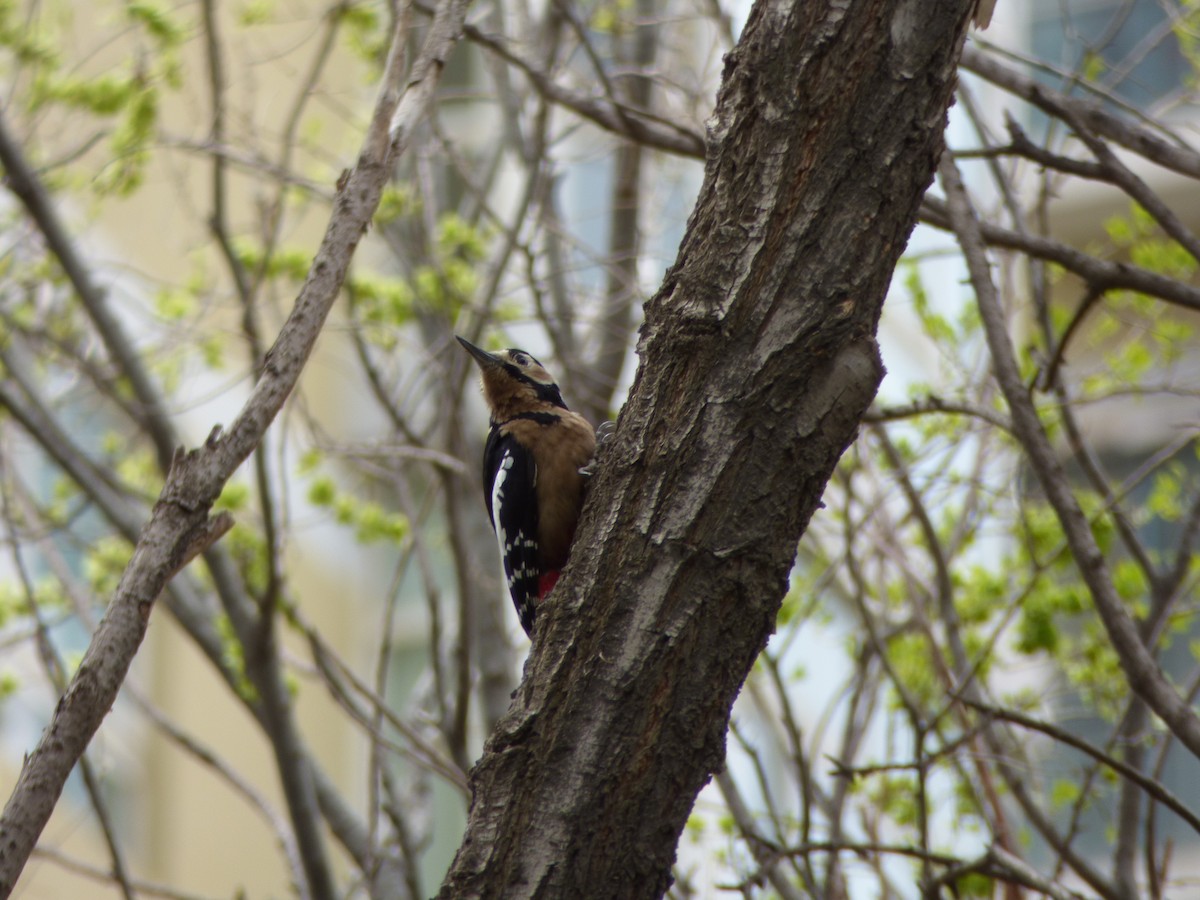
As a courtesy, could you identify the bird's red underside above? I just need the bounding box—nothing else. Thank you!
[538,570,560,600]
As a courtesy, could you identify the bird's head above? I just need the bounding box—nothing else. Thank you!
[456,335,567,419]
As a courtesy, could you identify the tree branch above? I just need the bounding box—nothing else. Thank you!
[919,196,1200,313]
[961,46,1200,181]
[0,113,178,473]
[0,1,474,893]
[967,700,1200,837]
[938,148,1200,761]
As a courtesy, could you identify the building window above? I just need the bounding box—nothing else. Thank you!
[1028,0,1194,110]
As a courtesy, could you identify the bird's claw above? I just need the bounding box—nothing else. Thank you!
[579,420,617,477]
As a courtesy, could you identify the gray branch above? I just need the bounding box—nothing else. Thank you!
[938,148,1200,761]
[0,1,474,894]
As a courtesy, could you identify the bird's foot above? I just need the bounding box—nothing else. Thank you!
[579,420,617,477]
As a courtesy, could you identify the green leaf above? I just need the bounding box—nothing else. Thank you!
[307,476,337,507]
[127,0,186,46]
[237,0,274,26]
[38,71,139,115]
[84,536,135,596]
[953,873,994,898]
[1050,778,1081,809]
[215,481,250,513]
[154,286,195,321]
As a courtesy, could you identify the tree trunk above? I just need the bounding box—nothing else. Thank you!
[438,1,978,896]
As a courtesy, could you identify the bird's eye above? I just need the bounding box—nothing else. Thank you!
[512,353,529,366]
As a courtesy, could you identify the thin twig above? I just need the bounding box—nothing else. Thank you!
[940,147,1200,764]
[0,1,474,892]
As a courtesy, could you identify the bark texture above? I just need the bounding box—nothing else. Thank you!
[438,1,978,897]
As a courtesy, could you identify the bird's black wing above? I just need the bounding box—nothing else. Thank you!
[483,427,540,635]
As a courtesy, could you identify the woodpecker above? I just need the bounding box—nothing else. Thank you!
[457,336,596,636]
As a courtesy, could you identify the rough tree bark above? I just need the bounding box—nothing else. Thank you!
[438,0,980,896]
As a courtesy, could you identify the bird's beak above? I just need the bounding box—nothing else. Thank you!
[456,335,502,370]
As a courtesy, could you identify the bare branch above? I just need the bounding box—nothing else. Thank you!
[0,1,474,893]
[938,148,1200,761]
[0,113,179,473]
[962,46,1200,180]
[968,700,1200,837]
[456,14,705,158]
[919,196,1200,313]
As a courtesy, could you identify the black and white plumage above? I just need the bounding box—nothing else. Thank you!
[483,422,541,633]
[458,336,596,636]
